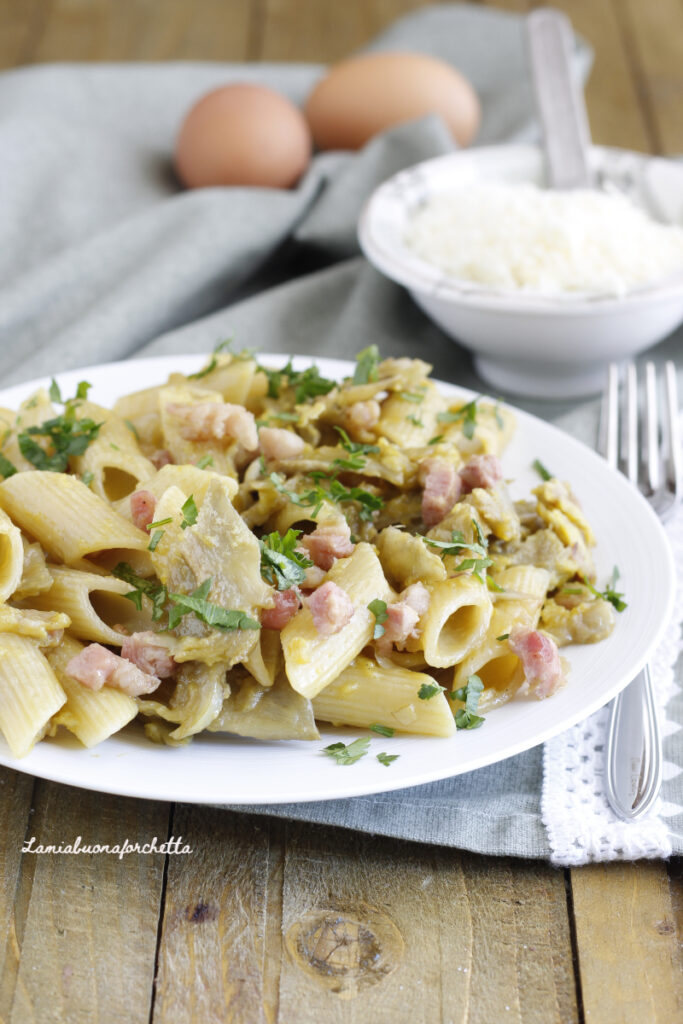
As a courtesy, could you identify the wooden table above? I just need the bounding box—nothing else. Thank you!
[0,2,682,1021]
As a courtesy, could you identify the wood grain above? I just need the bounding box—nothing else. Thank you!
[0,768,34,1021]
[621,0,683,154]
[153,811,576,1024]
[4,781,170,1024]
[571,861,683,1023]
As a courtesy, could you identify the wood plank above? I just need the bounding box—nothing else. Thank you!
[153,810,576,1023]
[571,861,683,1023]
[620,0,683,154]
[531,0,653,152]
[257,0,432,63]
[0,768,35,1021]
[5,780,170,1024]
[0,0,48,69]
[24,0,252,64]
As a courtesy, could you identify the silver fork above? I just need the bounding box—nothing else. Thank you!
[601,361,681,820]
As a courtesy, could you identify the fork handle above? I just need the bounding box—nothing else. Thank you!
[605,665,663,820]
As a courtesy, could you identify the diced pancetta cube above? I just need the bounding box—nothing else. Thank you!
[301,520,355,571]
[419,457,462,527]
[259,427,305,460]
[261,588,301,630]
[166,402,258,451]
[459,454,503,493]
[66,643,161,697]
[376,582,430,652]
[508,626,565,699]
[130,489,157,531]
[120,631,176,678]
[307,581,355,636]
[401,582,430,618]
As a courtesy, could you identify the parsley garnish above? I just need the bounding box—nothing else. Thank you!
[0,453,17,479]
[582,566,627,612]
[196,454,214,469]
[496,632,510,641]
[367,598,388,639]
[353,345,380,385]
[322,737,371,765]
[111,563,259,631]
[428,435,443,446]
[18,381,101,472]
[259,529,312,591]
[407,415,424,427]
[451,674,485,729]
[188,339,235,380]
[418,681,446,700]
[437,397,479,440]
[532,458,552,481]
[148,530,164,552]
[377,752,399,767]
[269,471,383,523]
[259,359,335,403]
[146,516,173,531]
[167,578,260,631]
[48,378,62,403]
[124,419,140,441]
[180,495,198,530]
[332,426,380,471]
[370,723,395,737]
[80,470,94,486]
[423,523,492,580]
[399,390,425,404]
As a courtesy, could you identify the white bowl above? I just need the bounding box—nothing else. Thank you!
[358,145,683,398]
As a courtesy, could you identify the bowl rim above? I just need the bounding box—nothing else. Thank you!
[358,143,683,317]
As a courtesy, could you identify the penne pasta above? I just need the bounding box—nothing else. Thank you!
[0,632,66,757]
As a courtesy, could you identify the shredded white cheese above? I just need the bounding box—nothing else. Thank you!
[403,182,683,296]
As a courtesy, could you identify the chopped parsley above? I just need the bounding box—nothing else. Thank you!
[259,359,335,403]
[148,529,164,552]
[423,527,491,576]
[111,563,259,631]
[496,632,510,642]
[398,390,425,404]
[269,471,383,523]
[370,723,395,737]
[188,339,236,380]
[322,737,371,766]
[565,566,627,612]
[146,516,173,531]
[532,458,553,481]
[259,529,312,591]
[377,752,400,767]
[124,419,140,441]
[418,681,446,700]
[80,470,94,486]
[407,414,424,427]
[451,674,485,730]
[167,578,260,631]
[367,598,388,639]
[332,427,380,471]
[352,345,380,385]
[427,435,444,446]
[196,454,214,469]
[180,495,198,530]
[0,453,17,479]
[18,380,101,472]
[437,397,479,440]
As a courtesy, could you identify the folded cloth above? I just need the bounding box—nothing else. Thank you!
[1,3,681,863]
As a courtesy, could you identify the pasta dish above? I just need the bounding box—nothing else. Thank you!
[0,349,620,761]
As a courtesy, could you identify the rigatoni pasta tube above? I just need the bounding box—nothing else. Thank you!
[0,471,150,566]
[282,543,392,699]
[0,633,66,757]
[313,656,455,737]
[420,574,492,669]
[47,636,138,748]
[27,566,153,644]
[0,507,24,602]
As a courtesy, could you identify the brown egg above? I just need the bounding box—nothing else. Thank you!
[175,83,312,189]
[305,51,480,151]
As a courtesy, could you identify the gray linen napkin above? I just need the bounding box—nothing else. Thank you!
[1,4,681,859]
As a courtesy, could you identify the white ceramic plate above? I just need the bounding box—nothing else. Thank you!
[0,355,675,805]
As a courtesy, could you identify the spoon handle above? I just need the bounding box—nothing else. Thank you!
[526,8,592,189]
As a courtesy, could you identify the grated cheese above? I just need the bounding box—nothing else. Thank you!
[403,182,683,296]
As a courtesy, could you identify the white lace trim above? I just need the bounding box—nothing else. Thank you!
[542,438,683,865]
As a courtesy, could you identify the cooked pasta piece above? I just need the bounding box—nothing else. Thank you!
[0,507,24,602]
[312,656,455,736]
[282,543,392,698]
[420,575,493,669]
[0,632,66,757]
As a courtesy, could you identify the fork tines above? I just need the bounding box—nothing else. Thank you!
[601,360,682,522]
